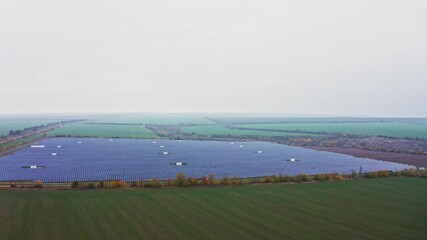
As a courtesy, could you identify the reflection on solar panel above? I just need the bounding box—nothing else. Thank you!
[0,138,412,182]
[31,145,45,148]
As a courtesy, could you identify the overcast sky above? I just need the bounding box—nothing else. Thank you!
[0,0,426,117]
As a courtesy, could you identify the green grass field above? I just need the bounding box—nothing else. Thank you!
[89,113,214,125]
[236,122,427,138]
[209,116,427,125]
[0,134,45,149]
[0,120,57,136]
[0,178,425,240]
[182,125,319,137]
[43,114,215,139]
[48,122,156,139]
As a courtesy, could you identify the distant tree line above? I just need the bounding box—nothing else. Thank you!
[6,120,82,137]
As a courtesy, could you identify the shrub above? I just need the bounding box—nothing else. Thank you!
[299,174,309,182]
[86,182,96,189]
[248,178,260,184]
[175,173,191,187]
[241,179,251,185]
[402,170,418,177]
[378,171,390,177]
[203,174,217,186]
[291,174,309,183]
[130,181,138,187]
[232,176,241,185]
[277,174,290,182]
[189,178,200,186]
[291,176,300,182]
[34,180,43,188]
[326,174,337,180]
[152,179,162,188]
[164,179,174,187]
[366,171,391,178]
[102,180,127,188]
[98,181,105,188]
[112,180,127,188]
[261,176,276,184]
[71,181,79,188]
[313,174,327,182]
[181,179,191,187]
[145,179,162,188]
[366,172,379,178]
[221,176,232,186]
[77,182,87,189]
[333,174,343,180]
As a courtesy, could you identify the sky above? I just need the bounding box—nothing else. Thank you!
[0,0,426,117]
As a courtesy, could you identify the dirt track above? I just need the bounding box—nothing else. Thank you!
[307,147,427,168]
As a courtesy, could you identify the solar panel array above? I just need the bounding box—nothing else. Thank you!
[0,138,411,182]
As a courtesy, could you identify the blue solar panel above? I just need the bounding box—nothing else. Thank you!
[0,138,411,182]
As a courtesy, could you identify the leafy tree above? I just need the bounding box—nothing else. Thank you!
[175,173,189,186]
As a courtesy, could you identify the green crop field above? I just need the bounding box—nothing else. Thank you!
[0,120,57,136]
[48,122,156,139]
[209,116,427,125]
[89,113,214,125]
[182,124,319,137]
[0,178,425,240]
[236,122,427,138]
[0,134,45,149]
[50,112,216,139]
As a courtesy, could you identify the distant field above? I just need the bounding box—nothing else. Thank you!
[49,114,215,139]
[210,117,384,124]
[0,178,425,240]
[236,122,427,138]
[48,122,156,139]
[182,124,319,137]
[0,120,57,136]
[90,113,214,125]
[210,116,427,125]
